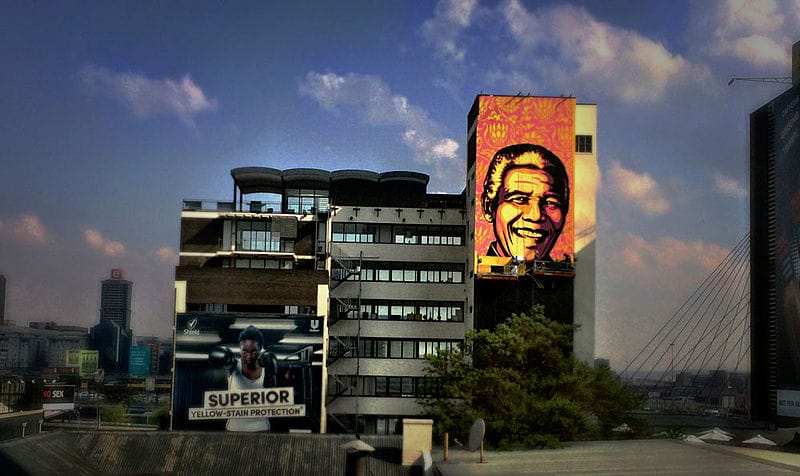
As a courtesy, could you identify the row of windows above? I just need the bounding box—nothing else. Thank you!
[332,300,464,322]
[329,415,404,435]
[236,221,293,252]
[286,188,329,214]
[328,376,443,398]
[330,337,461,360]
[332,261,464,284]
[221,258,294,269]
[331,223,464,245]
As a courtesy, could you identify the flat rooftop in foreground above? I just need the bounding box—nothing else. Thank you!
[434,439,800,475]
[4,432,800,475]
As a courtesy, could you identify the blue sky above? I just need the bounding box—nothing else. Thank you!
[0,0,797,368]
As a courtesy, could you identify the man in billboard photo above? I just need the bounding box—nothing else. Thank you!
[208,325,278,432]
[480,143,570,265]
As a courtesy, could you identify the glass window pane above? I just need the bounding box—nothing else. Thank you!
[377,340,388,358]
[402,341,415,358]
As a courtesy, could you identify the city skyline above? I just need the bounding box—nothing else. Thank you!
[1,1,797,368]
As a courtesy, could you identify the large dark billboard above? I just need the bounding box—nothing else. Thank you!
[171,313,324,431]
[774,84,800,417]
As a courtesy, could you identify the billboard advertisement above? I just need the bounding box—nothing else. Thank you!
[774,84,800,416]
[42,384,75,410]
[129,345,151,376]
[65,349,99,378]
[172,313,324,432]
[473,96,575,279]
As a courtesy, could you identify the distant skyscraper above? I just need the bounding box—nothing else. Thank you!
[100,269,132,329]
[91,269,133,374]
[0,274,5,322]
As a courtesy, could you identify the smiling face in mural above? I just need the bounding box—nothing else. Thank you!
[494,165,565,262]
[482,144,570,262]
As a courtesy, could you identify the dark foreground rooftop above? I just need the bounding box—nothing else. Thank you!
[6,432,800,475]
[434,439,800,475]
[0,431,408,476]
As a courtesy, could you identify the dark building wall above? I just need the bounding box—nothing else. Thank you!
[475,278,574,330]
[180,218,224,252]
[750,103,776,422]
[175,267,327,306]
[90,320,130,374]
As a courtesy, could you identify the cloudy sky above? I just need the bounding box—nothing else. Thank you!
[0,0,797,369]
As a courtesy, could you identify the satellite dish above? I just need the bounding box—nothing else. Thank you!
[468,418,485,452]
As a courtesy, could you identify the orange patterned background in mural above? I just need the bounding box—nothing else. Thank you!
[474,96,575,268]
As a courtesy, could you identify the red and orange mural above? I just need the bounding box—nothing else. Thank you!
[473,96,575,276]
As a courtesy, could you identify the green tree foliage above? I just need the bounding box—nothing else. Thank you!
[100,403,130,424]
[420,307,642,449]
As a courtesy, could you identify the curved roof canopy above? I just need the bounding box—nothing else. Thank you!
[231,168,430,196]
[379,171,430,185]
[231,167,282,194]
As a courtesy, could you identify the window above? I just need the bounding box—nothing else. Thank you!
[237,220,283,252]
[329,375,444,399]
[576,135,593,153]
[336,299,465,322]
[330,222,465,245]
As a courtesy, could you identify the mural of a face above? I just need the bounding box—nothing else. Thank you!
[493,163,565,261]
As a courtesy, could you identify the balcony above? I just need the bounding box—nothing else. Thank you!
[182,199,282,213]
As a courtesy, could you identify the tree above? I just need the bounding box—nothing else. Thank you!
[420,306,641,449]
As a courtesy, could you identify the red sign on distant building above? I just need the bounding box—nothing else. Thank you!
[111,269,124,280]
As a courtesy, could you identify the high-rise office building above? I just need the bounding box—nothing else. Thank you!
[750,41,800,424]
[91,269,133,374]
[100,269,132,329]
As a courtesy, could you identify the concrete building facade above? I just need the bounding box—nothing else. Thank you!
[172,95,597,434]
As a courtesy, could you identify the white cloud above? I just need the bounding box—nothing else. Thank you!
[500,1,709,103]
[0,213,51,245]
[84,228,126,257]
[421,0,478,62]
[607,161,670,215]
[616,233,731,275]
[153,246,178,265]
[700,0,797,68]
[298,71,460,178]
[713,172,748,199]
[78,65,217,126]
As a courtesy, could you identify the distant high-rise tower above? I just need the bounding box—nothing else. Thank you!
[91,269,133,373]
[100,269,132,329]
[0,274,6,322]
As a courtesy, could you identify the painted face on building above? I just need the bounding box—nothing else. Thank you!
[493,165,565,262]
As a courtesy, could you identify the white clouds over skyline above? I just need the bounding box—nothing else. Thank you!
[0,213,51,245]
[84,228,126,257]
[421,0,478,63]
[153,246,178,265]
[499,0,709,103]
[700,0,799,68]
[78,65,217,126]
[713,172,748,199]
[607,161,671,215]
[598,232,739,366]
[298,71,460,182]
